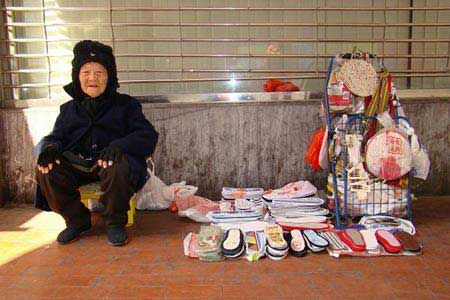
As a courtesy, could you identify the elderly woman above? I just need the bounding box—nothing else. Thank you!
[35,40,158,246]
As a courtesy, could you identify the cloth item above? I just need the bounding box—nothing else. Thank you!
[34,91,159,211]
[36,155,134,227]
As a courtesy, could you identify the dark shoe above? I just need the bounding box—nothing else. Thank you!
[57,223,91,244]
[107,225,128,246]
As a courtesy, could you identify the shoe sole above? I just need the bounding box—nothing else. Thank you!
[108,237,129,247]
[57,228,92,245]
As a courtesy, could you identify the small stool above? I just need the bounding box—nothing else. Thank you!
[79,183,136,227]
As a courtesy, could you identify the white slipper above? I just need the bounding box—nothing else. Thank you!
[222,229,243,253]
[290,230,307,253]
[303,230,329,248]
[360,229,380,252]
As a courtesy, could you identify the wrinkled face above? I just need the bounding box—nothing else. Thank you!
[79,62,108,98]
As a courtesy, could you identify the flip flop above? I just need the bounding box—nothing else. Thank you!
[303,234,325,253]
[321,231,348,251]
[338,229,366,252]
[394,230,422,252]
[375,230,403,253]
[302,230,329,248]
[290,230,307,257]
[221,229,244,255]
[360,229,380,252]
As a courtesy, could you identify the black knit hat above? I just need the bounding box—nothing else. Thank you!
[65,40,119,99]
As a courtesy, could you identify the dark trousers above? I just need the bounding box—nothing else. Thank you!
[36,155,134,228]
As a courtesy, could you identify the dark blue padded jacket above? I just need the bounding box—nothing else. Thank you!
[34,84,158,211]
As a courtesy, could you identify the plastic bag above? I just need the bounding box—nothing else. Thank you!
[264,79,300,92]
[305,129,326,171]
[175,194,220,223]
[135,158,197,210]
[318,127,329,169]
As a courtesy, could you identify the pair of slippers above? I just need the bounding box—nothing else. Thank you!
[337,229,405,254]
[394,230,422,253]
[265,224,289,260]
[288,230,308,257]
[375,229,421,254]
[302,229,329,253]
[221,229,245,259]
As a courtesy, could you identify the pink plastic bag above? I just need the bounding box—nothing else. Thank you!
[175,195,220,223]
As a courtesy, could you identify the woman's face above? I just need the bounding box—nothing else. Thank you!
[78,62,108,98]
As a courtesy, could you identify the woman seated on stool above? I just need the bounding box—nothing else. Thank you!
[35,40,158,246]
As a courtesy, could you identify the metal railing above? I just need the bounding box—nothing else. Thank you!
[1,3,449,102]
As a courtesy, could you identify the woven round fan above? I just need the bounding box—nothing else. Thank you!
[340,59,378,97]
[365,129,412,180]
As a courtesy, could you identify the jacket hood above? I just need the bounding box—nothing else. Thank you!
[65,40,120,100]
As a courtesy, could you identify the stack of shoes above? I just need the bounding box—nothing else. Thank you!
[208,210,264,223]
[267,197,329,219]
[263,180,317,201]
[265,224,289,260]
[289,230,308,257]
[302,229,329,253]
[244,231,266,261]
[196,225,224,262]
[222,187,264,200]
[221,229,245,259]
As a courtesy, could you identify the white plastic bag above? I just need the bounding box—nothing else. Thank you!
[135,159,198,210]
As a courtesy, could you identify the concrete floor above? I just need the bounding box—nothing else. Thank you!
[0,196,449,300]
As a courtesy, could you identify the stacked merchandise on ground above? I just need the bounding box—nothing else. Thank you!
[184,214,422,261]
[177,52,426,262]
[182,179,423,261]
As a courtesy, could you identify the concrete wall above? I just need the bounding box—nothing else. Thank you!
[0,97,449,205]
